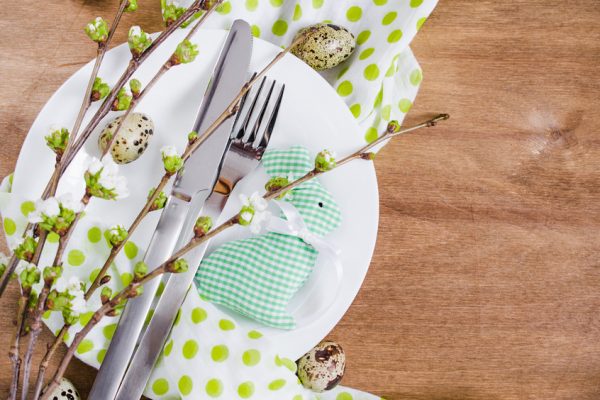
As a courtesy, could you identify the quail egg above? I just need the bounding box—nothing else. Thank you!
[98,112,154,164]
[297,340,346,392]
[291,23,356,71]
[47,378,80,400]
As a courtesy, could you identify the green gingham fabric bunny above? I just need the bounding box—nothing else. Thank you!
[195,146,342,330]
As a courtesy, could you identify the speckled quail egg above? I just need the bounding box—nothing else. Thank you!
[47,378,80,400]
[291,23,356,71]
[297,340,346,392]
[98,112,154,164]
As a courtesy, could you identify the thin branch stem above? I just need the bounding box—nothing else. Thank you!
[9,292,28,400]
[31,325,70,400]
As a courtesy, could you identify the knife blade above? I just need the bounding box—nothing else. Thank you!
[88,20,253,400]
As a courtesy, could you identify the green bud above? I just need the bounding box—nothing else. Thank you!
[167,258,189,273]
[386,120,401,133]
[128,26,152,58]
[101,286,113,304]
[265,176,290,199]
[132,285,144,297]
[200,0,220,10]
[160,0,187,27]
[238,205,255,226]
[314,149,337,172]
[148,187,168,211]
[0,263,6,278]
[170,39,199,65]
[107,307,122,317]
[28,289,39,310]
[15,237,38,262]
[105,225,128,248]
[20,265,40,290]
[194,216,212,238]
[187,131,198,144]
[129,78,142,98]
[43,265,62,285]
[85,17,109,43]
[91,77,110,102]
[133,261,148,281]
[62,309,79,326]
[161,146,184,175]
[47,290,70,311]
[361,152,377,161]
[125,0,138,12]
[181,11,203,28]
[111,88,132,111]
[45,127,70,157]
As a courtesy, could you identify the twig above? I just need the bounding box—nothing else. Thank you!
[31,325,70,400]
[9,292,28,400]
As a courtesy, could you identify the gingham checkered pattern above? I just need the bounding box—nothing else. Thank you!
[195,146,342,329]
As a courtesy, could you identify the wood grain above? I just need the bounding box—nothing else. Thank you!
[1,1,600,398]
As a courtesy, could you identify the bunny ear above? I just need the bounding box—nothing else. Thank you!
[262,146,312,177]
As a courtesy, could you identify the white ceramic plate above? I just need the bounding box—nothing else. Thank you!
[12,28,379,360]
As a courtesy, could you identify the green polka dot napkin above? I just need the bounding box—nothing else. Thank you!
[196,0,438,143]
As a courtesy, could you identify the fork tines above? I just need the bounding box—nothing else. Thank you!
[231,75,285,159]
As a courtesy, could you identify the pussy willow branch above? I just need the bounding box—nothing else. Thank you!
[41,114,449,398]
[101,2,221,157]
[9,292,28,400]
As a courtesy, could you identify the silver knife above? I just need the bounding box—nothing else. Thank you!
[88,20,253,400]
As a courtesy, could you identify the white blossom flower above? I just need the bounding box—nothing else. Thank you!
[161,145,178,158]
[28,197,60,224]
[160,145,184,174]
[239,192,271,234]
[54,275,82,293]
[85,156,129,199]
[57,193,84,213]
[129,25,142,38]
[69,291,87,314]
[15,261,37,276]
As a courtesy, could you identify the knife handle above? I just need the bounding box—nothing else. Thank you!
[114,193,227,400]
[88,195,193,400]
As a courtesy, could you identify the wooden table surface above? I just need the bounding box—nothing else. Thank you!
[2,1,600,399]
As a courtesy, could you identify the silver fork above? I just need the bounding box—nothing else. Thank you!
[112,76,285,400]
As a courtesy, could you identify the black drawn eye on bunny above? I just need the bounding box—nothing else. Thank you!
[318,202,324,208]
